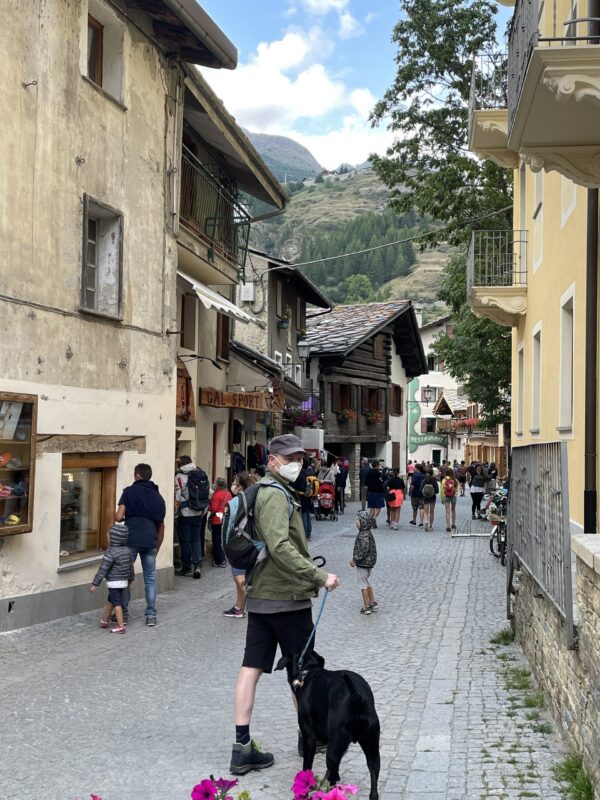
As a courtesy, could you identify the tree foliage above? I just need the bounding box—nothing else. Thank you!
[371,0,513,422]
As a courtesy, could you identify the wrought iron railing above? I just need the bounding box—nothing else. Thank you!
[506,441,576,649]
[179,145,251,271]
[467,230,528,291]
[468,52,508,135]
[508,0,600,127]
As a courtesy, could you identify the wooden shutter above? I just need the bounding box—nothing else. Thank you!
[331,383,341,412]
[361,386,369,413]
[378,388,385,411]
[421,418,427,434]
[399,386,404,415]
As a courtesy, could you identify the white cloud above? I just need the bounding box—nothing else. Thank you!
[298,0,349,13]
[339,12,363,39]
[289,115,395,169]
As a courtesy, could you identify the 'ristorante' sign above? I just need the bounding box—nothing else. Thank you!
[199,387,284,412]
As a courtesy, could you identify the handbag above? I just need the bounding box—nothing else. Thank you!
[385,490,396,503]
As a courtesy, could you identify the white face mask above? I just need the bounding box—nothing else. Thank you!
[275,458,302,483]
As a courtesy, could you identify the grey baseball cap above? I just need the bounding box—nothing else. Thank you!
[269,433,306,456]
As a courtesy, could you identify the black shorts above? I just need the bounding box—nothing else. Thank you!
[108,587,126,607]
[242,608,314,674]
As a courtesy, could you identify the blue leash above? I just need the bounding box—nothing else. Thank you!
[298,590,329,670]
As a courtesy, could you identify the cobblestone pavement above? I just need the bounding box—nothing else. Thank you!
[0,494,568,800]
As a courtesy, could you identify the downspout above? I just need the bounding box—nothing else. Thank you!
[584,4,600,533]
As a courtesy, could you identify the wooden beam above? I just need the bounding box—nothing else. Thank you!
[37,434,146,455]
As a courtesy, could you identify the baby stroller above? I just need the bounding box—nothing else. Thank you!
[315,482,337,521]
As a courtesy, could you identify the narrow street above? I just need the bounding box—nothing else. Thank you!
[0,495,567,800]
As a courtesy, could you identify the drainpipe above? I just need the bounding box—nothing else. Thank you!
[584,5,600,533]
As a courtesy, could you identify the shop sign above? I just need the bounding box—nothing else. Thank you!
[199,387,284,412]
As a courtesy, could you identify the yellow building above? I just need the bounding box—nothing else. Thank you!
[467,0,599,531]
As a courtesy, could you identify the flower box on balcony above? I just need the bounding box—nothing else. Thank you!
[365,410,385,425]
[337,408,357,423]
[277,318,289,329]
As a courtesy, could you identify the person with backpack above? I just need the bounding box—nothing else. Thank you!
[209,478,232,567]
[175,455,209,578]
[385,468,405,530]
[441,468,458,533]
[229,434,339,776]
[293,459,314,541]
[422,470,439,532]
[457,461,468,496]
[223,471,257,619]
[409,463,426,527]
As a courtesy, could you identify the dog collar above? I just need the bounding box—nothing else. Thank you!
[292,669,309,690]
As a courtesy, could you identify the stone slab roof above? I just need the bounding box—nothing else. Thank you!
[305,301,411,355]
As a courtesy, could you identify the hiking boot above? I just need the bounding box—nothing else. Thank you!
[193,566,202,579]
[175,567,193,577]
[360,606,372,615]
[230,740,274,775]
[223,606,245,618]
[146,616,157,627]
[297,732,328,757]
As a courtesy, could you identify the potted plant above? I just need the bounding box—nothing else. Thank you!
[278,306,291,329]
[337,408,357,423]
[365,409,385,425]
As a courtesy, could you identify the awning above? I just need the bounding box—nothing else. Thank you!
[177,271,262,326]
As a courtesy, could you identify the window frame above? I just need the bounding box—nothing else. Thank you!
[216,312,230,363]
[59,454,118,564]
[87,14,104,87]
[558,287,575,434]
[331,382,353,412]
[530,324,542,434]
[389,384,404,416]
[81,194,124,320]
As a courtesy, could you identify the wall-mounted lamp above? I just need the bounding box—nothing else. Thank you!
[254,383,274,394]
[297,336,310,362]
[178,354,223,370]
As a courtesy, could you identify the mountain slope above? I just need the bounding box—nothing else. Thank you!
[245,131,322,183]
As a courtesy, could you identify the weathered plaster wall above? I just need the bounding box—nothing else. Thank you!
[513,535,600,796]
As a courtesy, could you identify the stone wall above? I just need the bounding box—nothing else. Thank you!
[513,534,600,796]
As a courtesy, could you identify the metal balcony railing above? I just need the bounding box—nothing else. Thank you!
[467,230,528,292]
[179,145,251,271]
[468,52,508,133]
[508,0,600,128]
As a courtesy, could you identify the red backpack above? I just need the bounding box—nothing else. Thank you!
[444,478,456,498]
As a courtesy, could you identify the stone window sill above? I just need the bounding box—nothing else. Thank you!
[57,554,103,573]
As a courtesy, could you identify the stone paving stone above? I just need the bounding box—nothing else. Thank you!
[0,495,569,799]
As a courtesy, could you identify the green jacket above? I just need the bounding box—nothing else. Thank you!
[248,470,328,600]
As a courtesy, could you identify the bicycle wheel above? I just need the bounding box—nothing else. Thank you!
[499,524,507,566]
[489,526,501,558]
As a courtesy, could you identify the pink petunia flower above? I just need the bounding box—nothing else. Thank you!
[292,769,317,799]
[337,785,359,796]
[213,777,239,793]
[191,779,217,800]
[321,788,352,800]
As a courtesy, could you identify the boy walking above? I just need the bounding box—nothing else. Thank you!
[90,524,134,634]
[350,510,378,615]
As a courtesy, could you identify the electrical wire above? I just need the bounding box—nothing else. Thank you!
[289,204,513,268]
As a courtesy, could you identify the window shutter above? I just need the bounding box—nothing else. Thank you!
[399,386,404,415]
[421,418,427,434]
[331,383,341,412]
[361,386,369,412]
[388,386,394,415]
[378,388,385,412]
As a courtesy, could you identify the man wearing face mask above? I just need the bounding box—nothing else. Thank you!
[229,434,340,776]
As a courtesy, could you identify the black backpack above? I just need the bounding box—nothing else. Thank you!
[182,468,209,511]
[222,481,295,571]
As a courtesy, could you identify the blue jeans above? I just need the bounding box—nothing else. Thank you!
[301,510,312,539]
[123,546,157,619]
[177,514,205,569]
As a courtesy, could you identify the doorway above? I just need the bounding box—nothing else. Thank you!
[432,449,442,466]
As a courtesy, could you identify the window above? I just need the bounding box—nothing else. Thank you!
[421,417,437,433]
[561,176,577,228]
[216,313,230,362]
[82,195,123,318]
[331,383,352,412]
[533,171,543,272]
[427,355,436,372]
[275,280,284,318]
[285,352,293,378]
[517,344,524,435]
[361,386,384,413]
[0,393,37,536]
[294,364,302,385]
[559,294,574,431]
[60,455,117,563]
[179,291,197,351]
[84,1,124,101]
[389,384,403,416]
[295,296,305,332]
[87,15,103,86]
[531,327,541,433]
[273,350,283,366]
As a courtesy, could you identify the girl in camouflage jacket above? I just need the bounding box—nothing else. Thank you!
[350,510,378,616]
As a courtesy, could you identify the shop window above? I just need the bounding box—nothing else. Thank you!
[82,195,123,318]
[216,313,230,362]
[0,393,37,536]
[389,384,403,416]
[60,455,117,563]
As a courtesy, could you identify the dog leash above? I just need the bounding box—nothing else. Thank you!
[298,588,329,672]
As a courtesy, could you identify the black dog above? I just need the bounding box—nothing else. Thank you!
[276,650,380,800]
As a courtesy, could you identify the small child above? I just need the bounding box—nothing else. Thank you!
[350,510,378,616]
[90,523,134,634]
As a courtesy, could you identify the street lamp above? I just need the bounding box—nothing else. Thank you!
[297,336,311,362]
[422,385,432,405]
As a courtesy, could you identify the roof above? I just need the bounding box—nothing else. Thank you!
[433,389,468,416]
[305,301,428,378]
[136,1,237,69]
[230,340,283,378]
[420,314,452,332]
[246,250,332,309]
[183,70,288,210]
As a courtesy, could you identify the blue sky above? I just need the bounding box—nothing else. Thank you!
[200,1,512,169]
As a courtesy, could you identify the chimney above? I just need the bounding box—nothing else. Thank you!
[414,307,423,328]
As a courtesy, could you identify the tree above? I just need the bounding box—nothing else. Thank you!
[371,0,513,422]
[344,274,374,304]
